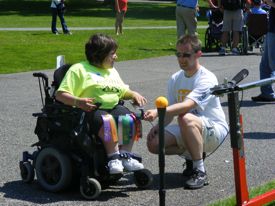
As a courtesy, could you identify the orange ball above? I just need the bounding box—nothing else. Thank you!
[155,96,168,108]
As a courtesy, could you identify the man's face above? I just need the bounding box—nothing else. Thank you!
[176,43,197,71]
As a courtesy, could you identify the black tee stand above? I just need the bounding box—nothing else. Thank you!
[158,107,166,206]
[155,96,168,206]
[212,76,275,206]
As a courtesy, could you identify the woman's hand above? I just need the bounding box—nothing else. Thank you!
[75,97,98,112]
[144,109,158,121]
[131,91,147,107]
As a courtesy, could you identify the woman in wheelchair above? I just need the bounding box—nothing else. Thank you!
[55,33,147,175]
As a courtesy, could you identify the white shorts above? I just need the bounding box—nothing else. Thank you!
[165,116,228,154]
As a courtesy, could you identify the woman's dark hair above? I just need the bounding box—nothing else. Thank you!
[85,33,118,66]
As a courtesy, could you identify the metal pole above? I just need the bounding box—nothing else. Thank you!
[158,107,166,206]
[155,97,168,206]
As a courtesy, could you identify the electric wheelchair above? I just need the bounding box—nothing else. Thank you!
[19,64,153,200]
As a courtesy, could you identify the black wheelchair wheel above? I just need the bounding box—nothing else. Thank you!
[19,161,35,183]
[204,27,211,52]
[133,169,153,189]
[241,26,248,55]
[80,177,101,200]
[35,147,72,192]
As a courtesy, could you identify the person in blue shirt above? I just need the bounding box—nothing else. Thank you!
[250,0,267,14]
[244,0,267,22]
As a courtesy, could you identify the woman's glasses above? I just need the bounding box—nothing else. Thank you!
[175,52,195,58]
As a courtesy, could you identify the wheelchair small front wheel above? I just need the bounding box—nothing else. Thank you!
[80,177,101,200]
[134,168,153,189]
[35,147,72,192]
[19,161,35,183]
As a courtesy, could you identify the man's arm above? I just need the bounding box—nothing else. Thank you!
[165,98,197,119]
[144,98,197,124]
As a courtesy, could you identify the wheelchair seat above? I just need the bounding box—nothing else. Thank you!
[241,13,268,54]
[246,13,268,40]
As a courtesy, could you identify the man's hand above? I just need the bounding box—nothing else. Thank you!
[144,109,158,121]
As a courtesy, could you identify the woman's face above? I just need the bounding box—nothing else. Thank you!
[101,50,118,69]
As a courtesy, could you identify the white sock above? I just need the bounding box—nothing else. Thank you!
[107,151,120,158]
[193,159,205,173]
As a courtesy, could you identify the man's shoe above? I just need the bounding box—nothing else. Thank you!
[122,157,144,171]
[231,48,240,55]
[182,159,193,177]
[251,95,275,102]
[108,159,124,174]
[184,169,209,189]
[219,47,226,56]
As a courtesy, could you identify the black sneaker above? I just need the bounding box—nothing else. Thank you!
[184,169,209,189]
[182,159,193,177]
[251,95,275,102]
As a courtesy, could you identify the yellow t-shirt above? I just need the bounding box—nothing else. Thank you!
[57,61,129,109]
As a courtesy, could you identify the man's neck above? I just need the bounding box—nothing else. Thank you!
[184,64,200,77]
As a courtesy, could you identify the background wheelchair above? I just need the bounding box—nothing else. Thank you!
[204,9,223,52]
[19,64,153,200]
[241,13,268,54]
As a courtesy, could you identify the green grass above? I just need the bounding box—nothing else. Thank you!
[209,180,275,206]
[0,28,208,73]
[0,0,210,74]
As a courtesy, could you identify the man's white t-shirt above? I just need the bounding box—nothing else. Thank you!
[167,65,229,137]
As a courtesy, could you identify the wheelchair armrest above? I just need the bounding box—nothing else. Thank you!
[32,113,44,117]
[33,72,48,80]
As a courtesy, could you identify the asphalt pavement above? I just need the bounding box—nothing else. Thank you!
[0,50,275,206]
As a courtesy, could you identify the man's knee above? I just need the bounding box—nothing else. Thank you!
[146,137,159,154]
[177,113,193,127]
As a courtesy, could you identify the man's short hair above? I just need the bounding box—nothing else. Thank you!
[177,35,202,52]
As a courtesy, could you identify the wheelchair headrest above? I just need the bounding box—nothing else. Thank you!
[52,64,72,89]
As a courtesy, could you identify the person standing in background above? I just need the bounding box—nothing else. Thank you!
[51,0,71,35]
[115,0,128,35]
[175,0,199,38]
[252,0,275,102]
[218,0,244,55]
